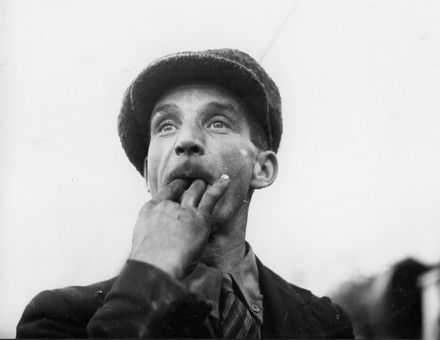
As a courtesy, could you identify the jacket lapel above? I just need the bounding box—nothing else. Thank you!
[257,258,314,338]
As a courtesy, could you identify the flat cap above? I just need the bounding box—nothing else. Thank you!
[118,48,282,176]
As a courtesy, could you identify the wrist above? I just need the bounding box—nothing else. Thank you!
[129,249,184,279]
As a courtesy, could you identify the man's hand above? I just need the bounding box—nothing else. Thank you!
[129,175,230,279]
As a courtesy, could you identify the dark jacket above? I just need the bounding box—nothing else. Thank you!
[17,258,353,338]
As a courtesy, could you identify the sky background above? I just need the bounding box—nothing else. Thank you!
[1,0,440,337]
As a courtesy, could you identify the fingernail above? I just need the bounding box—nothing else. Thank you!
[220,174,230,180]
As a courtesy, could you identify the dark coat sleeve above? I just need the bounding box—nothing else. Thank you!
[17,260,212,338]
[16,286,97,338]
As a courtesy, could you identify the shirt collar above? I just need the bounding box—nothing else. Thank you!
[181,242,263,323]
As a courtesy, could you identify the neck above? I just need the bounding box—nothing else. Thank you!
[201,238,247,270]
[200,203,249,270]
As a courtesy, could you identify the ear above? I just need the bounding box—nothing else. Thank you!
[250,150,278,190]
[143,157,151,193]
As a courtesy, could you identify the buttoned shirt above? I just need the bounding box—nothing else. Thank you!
[181,243,263,337]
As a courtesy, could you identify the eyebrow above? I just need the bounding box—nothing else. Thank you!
[202,102,240,114]
[152,103,179,115]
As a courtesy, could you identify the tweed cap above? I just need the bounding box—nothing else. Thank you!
[118,48,282,176]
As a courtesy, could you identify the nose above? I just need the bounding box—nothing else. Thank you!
[174,125,205,156]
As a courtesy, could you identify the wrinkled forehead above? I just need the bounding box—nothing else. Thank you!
[151,82,251,121]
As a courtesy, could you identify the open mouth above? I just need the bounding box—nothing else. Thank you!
[175,176,202,184]
[164,164,215,186]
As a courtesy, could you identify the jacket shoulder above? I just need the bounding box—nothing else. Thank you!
[258,261,354,338]
[16,278,115,338]
[299,285,354,338]
[284,280,354,338]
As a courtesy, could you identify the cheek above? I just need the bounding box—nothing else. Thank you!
[146,155,159,194]
[215,145,256,207]
[146,142,169,194]
[218,146,255,180]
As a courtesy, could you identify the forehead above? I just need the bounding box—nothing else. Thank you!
[152,83,249,117]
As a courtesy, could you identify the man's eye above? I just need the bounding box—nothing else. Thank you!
[158,123,176,133]
[208,120,229,130]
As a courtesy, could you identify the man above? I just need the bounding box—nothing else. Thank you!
[17,49,353,338]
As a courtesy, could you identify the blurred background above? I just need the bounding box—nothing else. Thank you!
[1,0,439,337]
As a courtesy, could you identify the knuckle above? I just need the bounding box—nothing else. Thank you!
[163,200,175,207]
[155,200,172,210]
[204,191,218,200]
[193,179,204,185]
[179,205,193,214]
[140,202,152,213]
[201,212,213,223]
[211,184,225,194]
[149,198,159,205]
[194,179,207,188]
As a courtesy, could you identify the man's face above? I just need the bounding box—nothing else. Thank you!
[147,83,259,226]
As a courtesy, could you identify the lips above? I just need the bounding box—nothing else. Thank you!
[163,163,215,186]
